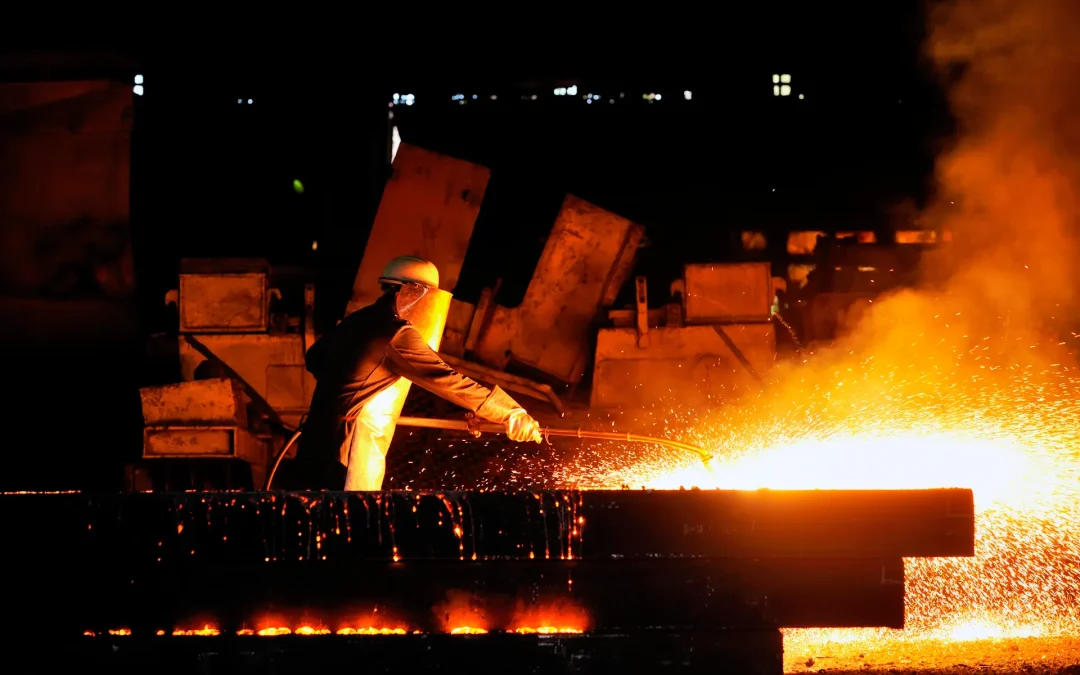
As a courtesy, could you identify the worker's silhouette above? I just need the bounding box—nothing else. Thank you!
[293,256,542,490]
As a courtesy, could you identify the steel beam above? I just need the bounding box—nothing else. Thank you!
[27,631,786,675]
[1,489,974,563]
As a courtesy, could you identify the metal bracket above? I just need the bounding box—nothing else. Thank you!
[635,276,649,348]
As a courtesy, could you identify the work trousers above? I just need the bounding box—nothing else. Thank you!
[342,404,397,491]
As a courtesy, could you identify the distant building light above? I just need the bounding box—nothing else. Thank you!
[780,74,791,84]
[489,94,497,100]
[248,99,253,104]
[134,74,144,85]
[133,85,144,96]
[472,94,477,100]
[292,179,305,194]
[312,240,318,251]
[655,93,661,101]
[567,85,578,96]
[237,99,242,104]
[772,74,780,84]
[780,85,791,96]
[530,94,537,100]
[403,93,415,106]
[452,94,464,100]
[684,90,692,100]
[554,87,567,96]
[773,85,780,96]
[798,93,805,100]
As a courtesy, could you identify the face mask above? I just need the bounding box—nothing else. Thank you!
[394,282,429,321]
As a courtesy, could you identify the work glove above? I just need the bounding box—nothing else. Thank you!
[505,408,543,444]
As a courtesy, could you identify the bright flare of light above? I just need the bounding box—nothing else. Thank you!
[562,310,1080,648]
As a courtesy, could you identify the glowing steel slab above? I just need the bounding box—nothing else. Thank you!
[0,489,972,640]
[0,489,974,562]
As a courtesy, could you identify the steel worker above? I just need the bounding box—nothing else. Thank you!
[294,256,542,490]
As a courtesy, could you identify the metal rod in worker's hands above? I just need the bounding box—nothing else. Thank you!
[396,415,714,464]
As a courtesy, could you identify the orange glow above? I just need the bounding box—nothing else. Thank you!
[435,590,487,634]
[336,627,408,635]
[294,626,331,635]
[450,627,488,635]
[108,628,130,636]
[172,625,220,636]
[511,599,590,636]
[256,627,291,636]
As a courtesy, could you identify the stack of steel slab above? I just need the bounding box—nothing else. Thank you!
[0,488,974,674]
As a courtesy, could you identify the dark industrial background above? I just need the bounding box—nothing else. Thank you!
[0,5,950,490]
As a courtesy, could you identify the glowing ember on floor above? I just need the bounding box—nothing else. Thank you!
[449,627,488,635]
[172,626,219,636]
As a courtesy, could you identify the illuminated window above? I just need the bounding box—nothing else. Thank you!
[683,90,692,100]
[835,231,877,243]
[567,85,578,96]
[554,87,567,96]
[741,231,768,251]
[787,231,826,255]
[133,74,144,96]
[392,93,415,106]
[896,230,938,244]
[772,74,793,96]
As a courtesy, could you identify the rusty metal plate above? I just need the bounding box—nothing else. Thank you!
[179,273,267,333]
[144,427,237,457]
[465,196,643,385]
[347,144,489,313]
[177,334,312,428]
[591,325,776,408]
[140,379,247,427]
[684,263,773,324]
[142,426,263,465]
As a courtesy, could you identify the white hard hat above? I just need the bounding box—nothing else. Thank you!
[379,256,440,289]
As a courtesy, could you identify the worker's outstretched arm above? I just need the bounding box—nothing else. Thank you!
[386,326,542,442]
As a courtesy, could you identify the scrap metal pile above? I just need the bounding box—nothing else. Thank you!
[1,487,974,673]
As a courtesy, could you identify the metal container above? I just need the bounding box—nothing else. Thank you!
[173,258,271,333]
[683,262,773,324]
[139,379,248,427]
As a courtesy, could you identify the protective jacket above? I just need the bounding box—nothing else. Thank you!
[296,293,520,488]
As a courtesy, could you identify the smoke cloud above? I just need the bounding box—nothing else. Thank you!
[921,0,1080,327]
